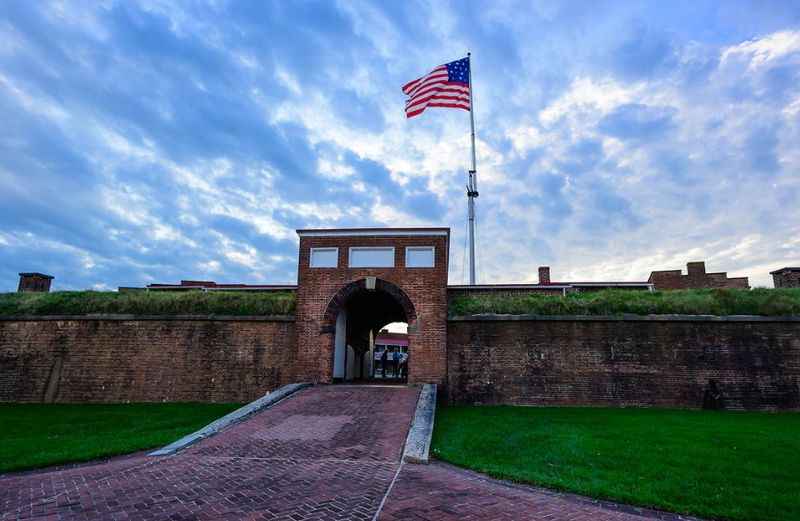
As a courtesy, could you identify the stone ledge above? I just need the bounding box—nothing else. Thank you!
[0,314,296,322]
[403,383,437,464]
[149,382,311,456]
[449,313,800,323]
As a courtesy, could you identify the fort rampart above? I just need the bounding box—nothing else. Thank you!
[2,313,799,410]
[0,316,295,403]
[447,315,800,410]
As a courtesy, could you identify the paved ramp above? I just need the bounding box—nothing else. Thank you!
[1,386,419,521]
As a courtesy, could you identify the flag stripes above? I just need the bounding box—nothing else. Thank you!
[402,59,470,118]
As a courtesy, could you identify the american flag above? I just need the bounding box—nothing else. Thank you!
[402,57,470,118]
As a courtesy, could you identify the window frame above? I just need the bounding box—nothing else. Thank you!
[309,247,339,268]
[405,246,436,268]
[348,246,396,268]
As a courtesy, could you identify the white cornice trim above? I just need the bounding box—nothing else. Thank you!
[570,282,654,287]
[448,285,572,290]
[298,230,449,237]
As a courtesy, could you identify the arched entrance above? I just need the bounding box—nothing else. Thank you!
[322,278,417,382]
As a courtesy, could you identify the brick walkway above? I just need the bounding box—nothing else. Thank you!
[0,386,419,521]
[380,462,699,521]
[1,386,697,521]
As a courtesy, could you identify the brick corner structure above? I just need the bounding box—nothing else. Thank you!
[17,272,54,292]
[771,267,800,288]
[294,227,450,386]
[648,261,750,290]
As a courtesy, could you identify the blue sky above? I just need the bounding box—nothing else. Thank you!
[1,1,799,290]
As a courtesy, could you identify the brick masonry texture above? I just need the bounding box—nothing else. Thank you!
[648,261,749,290]
[17,273,53,293]
[0,317,295,403]
[379,462,700,521]
[295,232,450,386]
[447,316,800,410]
[2,314,800,409]
[772,268,800,288]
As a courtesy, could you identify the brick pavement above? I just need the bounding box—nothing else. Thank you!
[1,386,419,521]
[2,385,701,521]
[380,462,700,521]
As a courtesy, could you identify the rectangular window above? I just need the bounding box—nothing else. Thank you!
[310,247,338,268]
[349,247,395,268]
[405,246,435,268]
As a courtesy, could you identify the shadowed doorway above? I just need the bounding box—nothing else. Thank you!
[325,278,416,382]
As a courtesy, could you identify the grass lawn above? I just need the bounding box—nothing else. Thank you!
[0,403,242,474]
[449,288,800,317]
[0,290,295,316]
[432,406,800,521]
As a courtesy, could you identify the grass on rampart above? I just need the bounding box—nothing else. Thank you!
[432,406,800,521]
[0,290,296,316]
[0,403,242,473]
[4,288,800,318]
[449,288,800,317]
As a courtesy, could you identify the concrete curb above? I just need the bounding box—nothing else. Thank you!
[402,383,437,464]
[149,382,311,456]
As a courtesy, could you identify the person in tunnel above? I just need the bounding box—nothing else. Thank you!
[400,350,408,380]
[380,347,388,378]
[392,347,400,378]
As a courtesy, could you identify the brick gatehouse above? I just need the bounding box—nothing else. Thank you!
[294,228,450,386]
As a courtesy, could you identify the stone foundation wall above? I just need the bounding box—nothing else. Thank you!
[447,315,800,410]
[0,316,295,403]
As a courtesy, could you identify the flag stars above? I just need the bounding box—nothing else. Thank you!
[446,57,470,85]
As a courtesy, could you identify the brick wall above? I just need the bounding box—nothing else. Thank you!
[447,316,800,410]
[648,261,749,290]
[0,316,295,403]
[772,268,800,288]
[295,230,450,385]
[17,273,53,292]
[5,311,799,409]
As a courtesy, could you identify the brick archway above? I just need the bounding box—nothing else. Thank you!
[321,278,417,332]
[321,278,417,382]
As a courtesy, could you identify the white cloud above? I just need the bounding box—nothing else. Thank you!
[539,77,642,127]
[721,30,800,70]
[0,73,70,122]
[275,66,302,95]
[198,260,221,273]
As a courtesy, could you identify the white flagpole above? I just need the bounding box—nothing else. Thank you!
[467,52,478,285]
